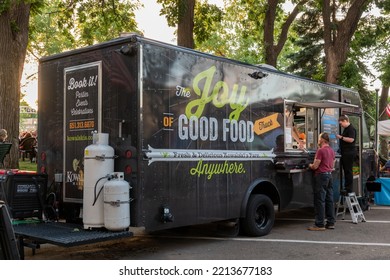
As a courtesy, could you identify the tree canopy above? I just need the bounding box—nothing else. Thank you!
[29,0,141,58]
[0,0,141,168]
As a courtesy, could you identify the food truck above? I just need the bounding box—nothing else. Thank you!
[27,35,376,241]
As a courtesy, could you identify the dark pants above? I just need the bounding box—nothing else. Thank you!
[313,173,335,227]
[341,152,355,192]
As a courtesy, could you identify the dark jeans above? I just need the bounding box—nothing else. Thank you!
[341,152,355,192]
[313,173,335,227]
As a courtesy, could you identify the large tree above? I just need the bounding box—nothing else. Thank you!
[29,0,141,58]
[0,0,140,169]
[263,0,308,66]
[177,0,195,48]
[196,0,303,66]
[196,0,265,62]
[158,0,223,49]
[374,5,390,158]
[158,0,196,48]
[322,0,371,84]
[0,0,41,168]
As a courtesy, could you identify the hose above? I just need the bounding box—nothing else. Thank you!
[92,174,113,206]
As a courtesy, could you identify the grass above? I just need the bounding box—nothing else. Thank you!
[18,159,37,171]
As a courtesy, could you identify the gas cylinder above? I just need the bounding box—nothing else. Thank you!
[83,133,114,229]
[103,172,130,231]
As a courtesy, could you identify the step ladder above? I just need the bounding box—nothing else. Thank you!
[336,192,366,224]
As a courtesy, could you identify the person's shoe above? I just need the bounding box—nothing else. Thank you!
[307,225,325,231]
[340,189,350,196]
[325,224,335,229]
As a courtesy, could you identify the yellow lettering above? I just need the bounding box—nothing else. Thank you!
[185,66,216,118]
[212,81,229,108]
[229,84,249,121]
[185,66,250,121]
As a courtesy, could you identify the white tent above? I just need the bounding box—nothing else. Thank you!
[378,120,390,136]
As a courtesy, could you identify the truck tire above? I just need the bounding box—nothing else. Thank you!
[241,194,275,237]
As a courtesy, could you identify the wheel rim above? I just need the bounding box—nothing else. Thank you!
[255,205,269,229]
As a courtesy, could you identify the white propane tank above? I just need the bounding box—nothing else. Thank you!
[83,133,114,229]
[103,172,131,231]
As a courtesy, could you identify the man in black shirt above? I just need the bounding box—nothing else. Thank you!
[336,115,357,193]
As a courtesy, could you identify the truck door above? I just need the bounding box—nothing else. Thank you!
[340,113,362,195]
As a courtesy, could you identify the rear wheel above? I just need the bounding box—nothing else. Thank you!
[241,194,275,237]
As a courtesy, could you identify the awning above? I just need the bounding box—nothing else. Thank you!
[378,120,390,136]
[285,100,358,109]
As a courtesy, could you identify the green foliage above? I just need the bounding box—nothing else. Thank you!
[157,0,180,26]
[376,0,390,11]
[157,0,223,48]
[369,6,390,87]
[193,2,223,45]
[286,1,381,87]
[196,0,306,68]
[378,55,390,87]
[10,19,19,33]
[19,159,37,171]
[20,99,29,106]
[285,3,324,79]
[0,0,44,15]
[28,0,141,57]
[28,0,45,15]
[76,1,140,45]
[0,0,11,15]
[196,0,265,63]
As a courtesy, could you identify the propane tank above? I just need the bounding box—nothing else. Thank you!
[103,172,131,231]
[83,133,114,229]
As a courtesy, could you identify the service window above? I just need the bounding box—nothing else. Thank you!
[284,103,312,151]
[284,100,359,153]
[284,104,307,150]
[306,107,317,150]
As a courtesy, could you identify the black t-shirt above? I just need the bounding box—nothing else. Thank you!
[340,123,356,153]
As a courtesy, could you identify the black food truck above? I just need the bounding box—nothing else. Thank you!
[7,35,376,256]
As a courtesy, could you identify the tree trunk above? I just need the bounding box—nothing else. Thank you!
[322,0,369,84]
[0,1,31,168]
[264,0,308,67]
[177,0,195,49]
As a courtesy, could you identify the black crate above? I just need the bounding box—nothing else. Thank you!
[366,181,382,192]
[0,173,47,219]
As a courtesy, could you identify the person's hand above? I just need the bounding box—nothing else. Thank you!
[336,134,342,140]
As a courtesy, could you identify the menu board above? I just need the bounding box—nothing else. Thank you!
[322,108,339,151]
[63,62,101,202]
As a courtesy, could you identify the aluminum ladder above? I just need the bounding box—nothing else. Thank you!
[336,192,366,224]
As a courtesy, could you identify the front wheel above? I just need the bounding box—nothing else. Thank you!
[241,194,275,237]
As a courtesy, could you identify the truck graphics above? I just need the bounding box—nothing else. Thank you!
[37,35,376,237]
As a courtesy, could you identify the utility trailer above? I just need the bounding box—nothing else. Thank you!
[16,35,376,250]
[0,170,132,259]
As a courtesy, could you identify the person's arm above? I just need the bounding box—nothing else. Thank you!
[336,134,354,143]
[337,126,356,143]
[309,158,321,170]
[292,126,305,149]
